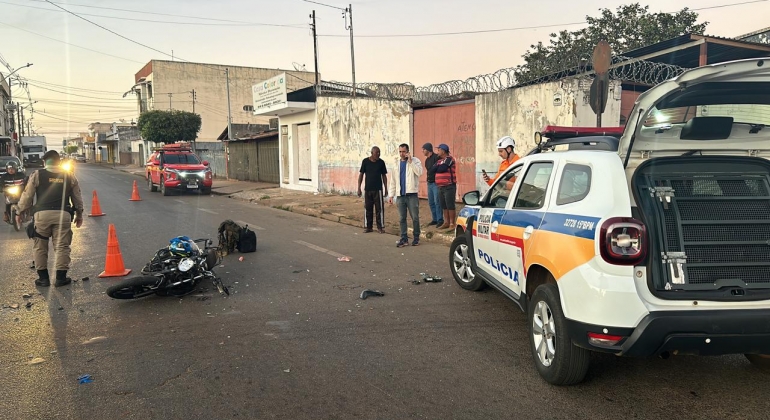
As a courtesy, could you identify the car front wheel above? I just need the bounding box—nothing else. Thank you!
[148,176,157,192]
[449,235,486,291]
[529,283,590,386]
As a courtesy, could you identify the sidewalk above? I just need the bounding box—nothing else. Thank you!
[106,163,459,245]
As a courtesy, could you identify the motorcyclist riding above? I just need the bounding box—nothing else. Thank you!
[1,161,26,223]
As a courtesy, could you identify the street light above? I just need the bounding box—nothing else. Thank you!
[1,63,33,85]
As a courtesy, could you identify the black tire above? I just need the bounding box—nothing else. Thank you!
[10,208,20,232]
[745,354,770,372]
[449,235,486,291]
[148,176,158,192]
[161,179,172,196]
[106,276,159,300]
[528,283,590,386]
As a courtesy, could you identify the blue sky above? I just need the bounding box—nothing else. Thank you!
[0,0,768,138]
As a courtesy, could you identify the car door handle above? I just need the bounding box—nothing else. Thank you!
[523,225,534,240]
[491,221,499,232]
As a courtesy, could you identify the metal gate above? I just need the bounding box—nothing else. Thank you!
[413,102,476,201]
[227,138,279,183]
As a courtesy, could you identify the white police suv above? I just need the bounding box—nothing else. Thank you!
[451,58,770,385]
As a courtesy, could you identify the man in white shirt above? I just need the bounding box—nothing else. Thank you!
[388,143,423,247]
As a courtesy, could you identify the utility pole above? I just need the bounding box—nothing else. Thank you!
[226,68,232,141]
[16,102,21,139]
[346,4,356,96]
[20,105,25,137]
[311,10,320,89]
[190,89,196,114]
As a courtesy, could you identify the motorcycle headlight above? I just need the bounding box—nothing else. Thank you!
[61,161,73,172]
[6,185,20,195]
[178,258,195,272]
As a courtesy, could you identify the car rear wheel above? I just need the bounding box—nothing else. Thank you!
[529,283,590,386]
[449,235,486,291]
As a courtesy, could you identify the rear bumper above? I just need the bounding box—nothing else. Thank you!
[567,309,770,357]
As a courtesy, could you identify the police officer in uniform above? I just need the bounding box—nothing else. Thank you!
[15,150,85,287]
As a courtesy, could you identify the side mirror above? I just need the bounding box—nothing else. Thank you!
[202,160,210,166]
[462,191,481,206]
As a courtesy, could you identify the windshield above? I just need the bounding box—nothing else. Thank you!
[0,157,21,167]
[644,104,770,127]
[22,146,45,153]
[163,153,201,164]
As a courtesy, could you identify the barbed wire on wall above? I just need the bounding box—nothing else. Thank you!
[318,54,689,106]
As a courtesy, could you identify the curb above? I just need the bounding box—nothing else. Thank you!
[224,193,455,246]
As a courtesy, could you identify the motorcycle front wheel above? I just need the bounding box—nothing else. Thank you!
[10,209,20,231]
[106,276,159,299]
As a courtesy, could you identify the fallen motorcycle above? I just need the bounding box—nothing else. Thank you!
[106,236,229,299]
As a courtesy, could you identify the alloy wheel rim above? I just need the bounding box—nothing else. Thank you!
[532,300,557,367]
[453,244,475,283]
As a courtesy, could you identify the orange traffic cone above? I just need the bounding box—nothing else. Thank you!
[98,224,132,278]
[88,190,105,217]
[129,180,142,201]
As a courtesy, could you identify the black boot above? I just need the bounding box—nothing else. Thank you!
[35,270,50,287]
[54,270,72,287]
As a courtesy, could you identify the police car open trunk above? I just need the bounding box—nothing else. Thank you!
[633,156,770,298]
[620,58,770,299]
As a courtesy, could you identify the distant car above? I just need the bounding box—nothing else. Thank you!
[75,154,86,162]
[0,156,24,176]
[146,143,213,196]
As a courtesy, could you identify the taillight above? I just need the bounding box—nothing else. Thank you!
[599,217,647,266]
[587,332,624,347]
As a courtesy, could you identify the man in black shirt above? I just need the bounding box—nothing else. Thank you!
[422,142,443,226]
[357,146,388,233]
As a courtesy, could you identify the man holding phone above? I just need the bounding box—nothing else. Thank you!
[388,143,423,247]
[483,136,520,186]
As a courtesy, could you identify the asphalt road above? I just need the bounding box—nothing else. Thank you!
[0,164,768,420]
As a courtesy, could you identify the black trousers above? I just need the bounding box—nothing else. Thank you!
[364,190,385,229]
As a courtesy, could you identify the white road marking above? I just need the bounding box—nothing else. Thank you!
[294,240,347,259]
[199,209,219,215]
[235,220,265,231]
[175,199,186,204]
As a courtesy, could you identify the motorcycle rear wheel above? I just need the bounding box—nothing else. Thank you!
[106,276,159,299]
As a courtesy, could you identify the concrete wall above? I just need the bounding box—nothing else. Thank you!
[279,109,318,192]
[145,61,315,142]
[475,78,621,191]
[316,96,412,195]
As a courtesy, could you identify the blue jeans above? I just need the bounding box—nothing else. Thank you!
[397,194,420,240]
[427,182,443,223]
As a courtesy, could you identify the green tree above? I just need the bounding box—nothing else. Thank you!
[64,145,79,155]
[137,110,202,144]
[514,3,708,84]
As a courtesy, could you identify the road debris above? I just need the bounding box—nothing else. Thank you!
[420,273,443,283]
[22,293,32,299]
[78,374,93,384]
[410,280,422,285]
[10,304,19,310]
[337,256,351,262]
[81,277,90,282]
[82,336,108,345]
[360,289,385,300]
[239,257,244,262]
[25,302,32,309]
[283,369,291,373]
[27,358,46,365]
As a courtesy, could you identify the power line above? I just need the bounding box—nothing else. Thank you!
[24,83,131,100]
[316,0,768,38]
[0,21,146,64]
[26,0,308,26]
[18,77,128,94]
[2,1,307,28]
[42,0,175,60]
